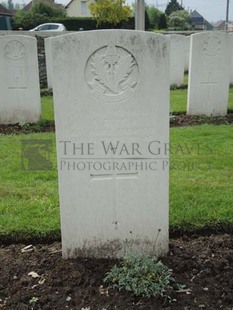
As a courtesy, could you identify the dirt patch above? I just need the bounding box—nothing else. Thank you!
[1,234,233,309]
[0,114,233,135]
[170,113,233,127]
[0,121,55,135]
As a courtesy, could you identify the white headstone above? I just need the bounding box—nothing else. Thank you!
[188,32,230,116]
[50,30,170,259]
[0,35,41,124]
[184,36,190,72]
[45,37,53,89]
[168,34,185,85]
[135,0,145,31]
[228,33,233,84]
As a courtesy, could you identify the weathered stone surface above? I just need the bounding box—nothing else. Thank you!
[228,33,233,84]
[184,35,190,72]
[51,30,170,258]
[188,32,230,116]
[44,37,52,89]
[167,34,185,85]
[0,35,41,124]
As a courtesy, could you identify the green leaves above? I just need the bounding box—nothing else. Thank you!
[104,254,173,297]
[165,0,183,16]
[168,10,191,30]
[13,2,66,30]
[89,0,132,26]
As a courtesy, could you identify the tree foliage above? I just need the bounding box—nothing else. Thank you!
[30,1,66,18]
[158,13,167,30]
[165,0,183,16]
[146,5,161,29]
[89,0,132,26]
[168,10,191,30]
[13,1,66,30]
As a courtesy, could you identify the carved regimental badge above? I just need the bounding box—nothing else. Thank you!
[203,35,222,56]
[5,40,25,60]
[85,43,139,103]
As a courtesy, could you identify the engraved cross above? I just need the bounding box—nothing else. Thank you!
[90,171,138,230]
[201,71,218,105]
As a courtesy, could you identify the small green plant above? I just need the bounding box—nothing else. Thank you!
[104,254,173,298]
[29,296,39,306]
[19,120,48,132]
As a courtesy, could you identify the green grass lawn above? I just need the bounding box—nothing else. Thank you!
[170,125,233,228]
[170,88,233,114]
[169,73,233,113]
[1,125,233,239]
[41,87,233,120]
[41,96,54,121]
[0,133,59,239]
[183,73,188,86]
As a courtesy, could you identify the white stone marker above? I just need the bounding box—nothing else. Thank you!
[184,36,190,72]
[45,37,53,89]
[188,32,230,116]
[167,34,185,85]
[51,30,170,258]
[228,33,233,84]
[0,35,41,124]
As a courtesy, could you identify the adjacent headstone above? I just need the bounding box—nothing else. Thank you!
[228,33,233,84]
[167,34,185,85]
[50,30,170,259]
[135,0,145,31]
[45,37,53,89]
[188,32,230,116]
[184,36,190,72]
[0,35,40,124]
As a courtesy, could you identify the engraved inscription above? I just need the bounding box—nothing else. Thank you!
[85,43,139,103]
[203,36,222,56]
[5,40,25,60]
[7,65,27,89]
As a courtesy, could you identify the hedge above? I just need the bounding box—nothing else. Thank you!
[52,16,135,31]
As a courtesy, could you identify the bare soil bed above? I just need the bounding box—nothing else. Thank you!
[1,234,233,309]
[0,114,233,135]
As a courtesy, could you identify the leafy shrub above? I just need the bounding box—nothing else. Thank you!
[13,1,66,30]
[104,254,173,298]
[146,5,161,29]
[13,11,49,30]
[30,2,66,18]
[158,13,167,30]
[89,0,132,26]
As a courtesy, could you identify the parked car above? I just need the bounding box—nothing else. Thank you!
[29,23,67,32]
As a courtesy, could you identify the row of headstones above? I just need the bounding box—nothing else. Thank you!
[0,32,231,123]
[169,32,231,116]
[170,33,233,84]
